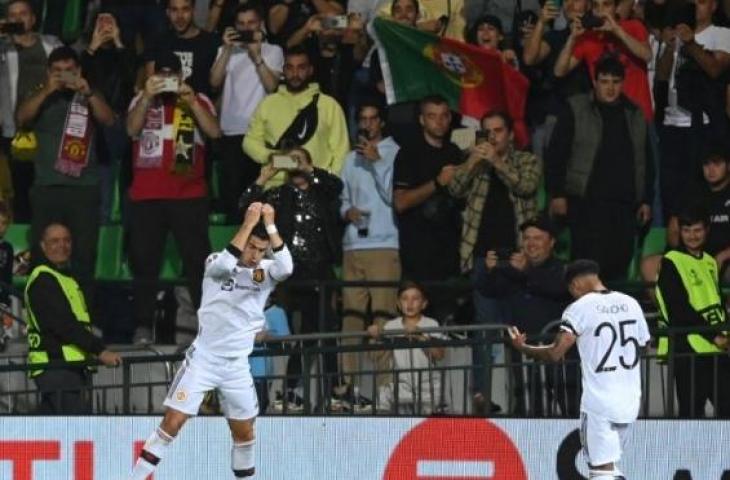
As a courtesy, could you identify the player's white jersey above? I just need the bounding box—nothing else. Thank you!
[193,245,293,357]
[561,290,650,423]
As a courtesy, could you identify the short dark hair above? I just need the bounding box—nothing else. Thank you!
[397,280,428,299]
[356,100,385,120]
[47,46,79,67]
[564,259,600,285]
[250,222,269,241]
[390,0,419,17]
[466,15,503,45]
[594,53,625,80]
[481,110,513,132]
[677,205,709,228]
[41,222,71,241]
[166,0,195,7]
[284,45,311,62]
[234,3,263,21]
[419,94,449,115]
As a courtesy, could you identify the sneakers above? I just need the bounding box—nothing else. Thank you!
[472,393,502,416]
[271,389,304,413]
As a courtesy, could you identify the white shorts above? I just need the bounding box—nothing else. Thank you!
[580,411,631,467]
[163,345,259,420]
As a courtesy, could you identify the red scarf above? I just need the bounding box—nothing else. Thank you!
[54,93,93,178]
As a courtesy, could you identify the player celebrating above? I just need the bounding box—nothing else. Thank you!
[128,202,293,479]
[508,260,649,480]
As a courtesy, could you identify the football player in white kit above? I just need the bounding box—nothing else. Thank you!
[128,202,293,479]
[509,260,650,480]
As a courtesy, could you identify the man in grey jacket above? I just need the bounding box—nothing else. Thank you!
[0,0,61,220]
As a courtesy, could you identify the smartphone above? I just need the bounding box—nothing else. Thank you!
[233,30,260,43]
[0,22,24,35]
[581,11,605,30]
[475,130,489,145]
[356,128,369,142]
[450,127,476,151]
[159,76,180,93]
[272,154,299,170]
[550,0,563,8]
[322,15,348,29]
[59,70,78,85]
[495,247,514,268]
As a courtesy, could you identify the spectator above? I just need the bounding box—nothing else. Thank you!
[522,0,592,158]
[666,148,730,278]
[100,0,167,49]
[368,281,446,414]
[546,54,654,281]
[393,95,462,321]
[25,223,122,414]
[0,0,62,221]
[466,15,519,66]
[654,0,730,222]
[338,101,401,406]
[144,0,221,98]
[238,147,343,411]
[16,46,115,295]
[243,46,349,188]
[377,0,466,39]
[655,206,730,418]
[251,297,290,413]
[81,11,137,223]
[267,0,345,47]
[465,0,540,39]
[0,202,13,305]
[126,51,220,344]
[209,4,283,222]
[474,217,576,416]
[554,0,653,121]
[448,111,541,275]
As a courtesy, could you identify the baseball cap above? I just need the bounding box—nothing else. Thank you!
[154,50,182,74]
[520,216,557,238]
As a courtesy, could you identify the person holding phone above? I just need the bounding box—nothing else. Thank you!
[337,101,401,411]
[125,50,220,345]
[15,46,115,301]
[210,4,283,224]
[238,146,344,412]
[81,11,136,223]
[0,0,62,221]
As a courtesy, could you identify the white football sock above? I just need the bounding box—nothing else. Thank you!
[128,428,174,480]
[232,439,255,477]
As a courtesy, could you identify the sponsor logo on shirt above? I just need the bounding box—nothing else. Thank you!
[596,304,629,314]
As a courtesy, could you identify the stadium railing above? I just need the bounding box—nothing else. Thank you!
[1,323,727,419]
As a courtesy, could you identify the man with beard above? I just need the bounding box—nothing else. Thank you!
[244,45,349,188]
[126,50,221,344]
[15,46,115,296]
[144,0,220,97]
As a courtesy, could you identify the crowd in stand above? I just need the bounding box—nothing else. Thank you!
[1,0,730,415]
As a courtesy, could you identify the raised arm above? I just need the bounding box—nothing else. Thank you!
[261,203,294,281]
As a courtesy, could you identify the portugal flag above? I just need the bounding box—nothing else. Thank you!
[372,17,530,147]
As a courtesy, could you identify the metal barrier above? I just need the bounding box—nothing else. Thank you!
[1,323,728,418]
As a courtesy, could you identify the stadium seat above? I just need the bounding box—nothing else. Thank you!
[6,224,30,289]
[95,225,128,281]
[627,227,667,280]
[209,225,237,252]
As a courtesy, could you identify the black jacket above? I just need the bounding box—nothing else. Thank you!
[238,168,344,270]
[475,255,570,334]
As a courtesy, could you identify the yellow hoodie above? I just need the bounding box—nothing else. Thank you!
[243,82,349,188]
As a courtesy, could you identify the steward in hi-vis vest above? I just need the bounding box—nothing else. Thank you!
[25,223,121,414]
[655,208,730,418]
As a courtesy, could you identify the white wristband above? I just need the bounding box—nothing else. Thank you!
[265,224,278,234]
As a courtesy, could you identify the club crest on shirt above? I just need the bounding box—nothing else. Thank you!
[252,268,265,283]
[221,278,234,291]
[176,390,187,402]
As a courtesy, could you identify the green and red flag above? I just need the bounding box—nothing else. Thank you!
[372,17,530,147]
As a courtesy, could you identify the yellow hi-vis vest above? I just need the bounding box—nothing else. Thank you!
[24,265,92,377]
[655,250,725,356]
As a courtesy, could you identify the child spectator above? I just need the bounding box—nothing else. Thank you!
[251,298,290,413]
[368,281,447,414]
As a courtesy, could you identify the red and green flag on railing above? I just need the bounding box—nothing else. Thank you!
[372,17,530,148]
